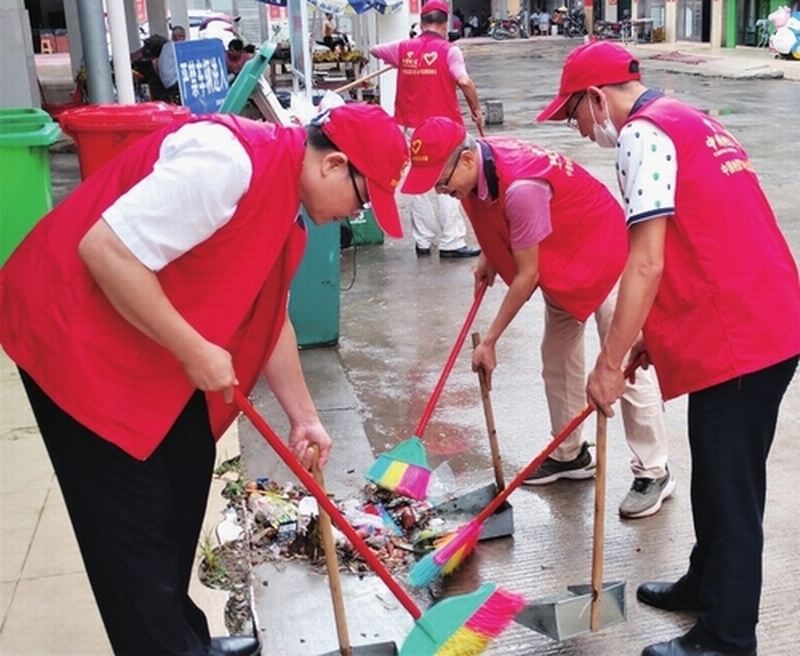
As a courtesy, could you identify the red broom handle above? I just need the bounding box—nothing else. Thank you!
[234,389,423,620]
[413,281,488,436]
[470,362,640,526]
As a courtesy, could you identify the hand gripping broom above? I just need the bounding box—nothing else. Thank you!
[233,389,524,656]
[365,281,489,500]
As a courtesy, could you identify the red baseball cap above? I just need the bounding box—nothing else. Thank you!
[536,41,641,122]
[316,103,409,238]
[401,117,467,195]
[421,0,449,16]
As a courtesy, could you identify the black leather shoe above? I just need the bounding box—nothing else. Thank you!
[439,246,480,258]
[208,635,261,656]
[637,577,703,611]
[642,635,756,656]
[415,245,431,256]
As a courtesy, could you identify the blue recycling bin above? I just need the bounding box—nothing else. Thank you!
[288,211,340,348]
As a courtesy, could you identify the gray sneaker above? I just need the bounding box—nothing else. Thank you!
[619,466,677,519]
[523,441,596,485]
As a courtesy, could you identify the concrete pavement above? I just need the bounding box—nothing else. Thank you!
[1,39,798,655]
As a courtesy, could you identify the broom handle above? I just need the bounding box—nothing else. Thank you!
[472,332,505,491]
[590,411,607,632]
[234,389,423,620]
[312,448,353,656]
[471,362,639,526]
[414,281,488,436]
[333,64,392,94]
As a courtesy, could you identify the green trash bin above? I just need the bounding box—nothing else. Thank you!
[289,210,340,348]
[0,108,62,266]
[348,209,384,246]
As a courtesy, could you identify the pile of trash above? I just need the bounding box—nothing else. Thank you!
[198,457,450,592]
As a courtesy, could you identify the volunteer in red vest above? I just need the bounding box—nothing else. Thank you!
[0,103,408,656]
[402,116,672,518]
[539,41,800,656]
[370,0,483,259]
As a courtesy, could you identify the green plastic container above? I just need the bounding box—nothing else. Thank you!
[348,209,384,246]
[0,108,62,266]
[288,211,340,348]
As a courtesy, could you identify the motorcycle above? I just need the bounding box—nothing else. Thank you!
[562,7,589,37]
[489,12,526,40]
[594,9,632,40]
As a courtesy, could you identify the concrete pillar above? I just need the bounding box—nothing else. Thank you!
[107,0,135,103]
[0,4,39,108]
[168,0,189,38]
[64,0,83,80]
[710,0,723,46]
[124,0,141,51]
[606,0,618,23]
[147,0,169,39]
[665,0,677,42]
[76,0,115,103]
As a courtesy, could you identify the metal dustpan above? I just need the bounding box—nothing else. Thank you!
[517,413,627,641]
[429,332,515,541]
[431,480,514,541]
[516,581,626,640]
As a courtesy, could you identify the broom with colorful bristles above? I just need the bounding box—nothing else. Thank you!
[408,404,596,588]
[366,281,489,500]
[234,388,524,655]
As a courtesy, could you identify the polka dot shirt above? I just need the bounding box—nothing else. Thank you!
[616,118,677,227]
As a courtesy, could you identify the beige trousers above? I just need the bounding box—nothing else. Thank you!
[541,283,669,479]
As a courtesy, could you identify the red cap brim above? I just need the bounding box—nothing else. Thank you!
[367,179,403,238]
[400,159,447,195]
[536,93,571,122]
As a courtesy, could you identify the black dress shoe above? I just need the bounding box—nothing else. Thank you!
[208,635,261,656]
[415,245,432,256]
[637,577,703,611]
[642,635,756,656]
[439,246,481,258]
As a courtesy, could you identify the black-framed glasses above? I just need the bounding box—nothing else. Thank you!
[347,163,370,212]
[436,147,467,192]
[566,92,587,130]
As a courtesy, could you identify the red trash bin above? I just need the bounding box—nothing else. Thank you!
[57,102,191,180]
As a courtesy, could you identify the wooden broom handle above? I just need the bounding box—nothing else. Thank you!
[590,411,607,632]
[472,332,505,491]
[311,448,352,656]
[233,389,422,620]
[333,65,392,94]
[414,281,488,436]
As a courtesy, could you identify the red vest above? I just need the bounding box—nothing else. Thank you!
[395,32,463,128]
[631,97,800,399]
[462,138,627,322]
[0,115,308,459]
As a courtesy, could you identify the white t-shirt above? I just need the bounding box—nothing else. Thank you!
[102,122,252,272]
[615,118,677,227]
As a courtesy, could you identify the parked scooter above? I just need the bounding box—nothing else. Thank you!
[594,9,631,40]
[490,12,526,40]
[563,6,589,37]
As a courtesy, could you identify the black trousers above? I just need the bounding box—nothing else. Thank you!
[20,370,216,656]
[683,356,797,653]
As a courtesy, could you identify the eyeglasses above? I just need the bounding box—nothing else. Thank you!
[348,163,371,213]
[435,147,467,192]
[566,92,587,130]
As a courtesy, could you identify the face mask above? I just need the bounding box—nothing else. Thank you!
[589,97,618,149]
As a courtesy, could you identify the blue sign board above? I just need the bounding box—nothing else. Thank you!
[174,40,230,114]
